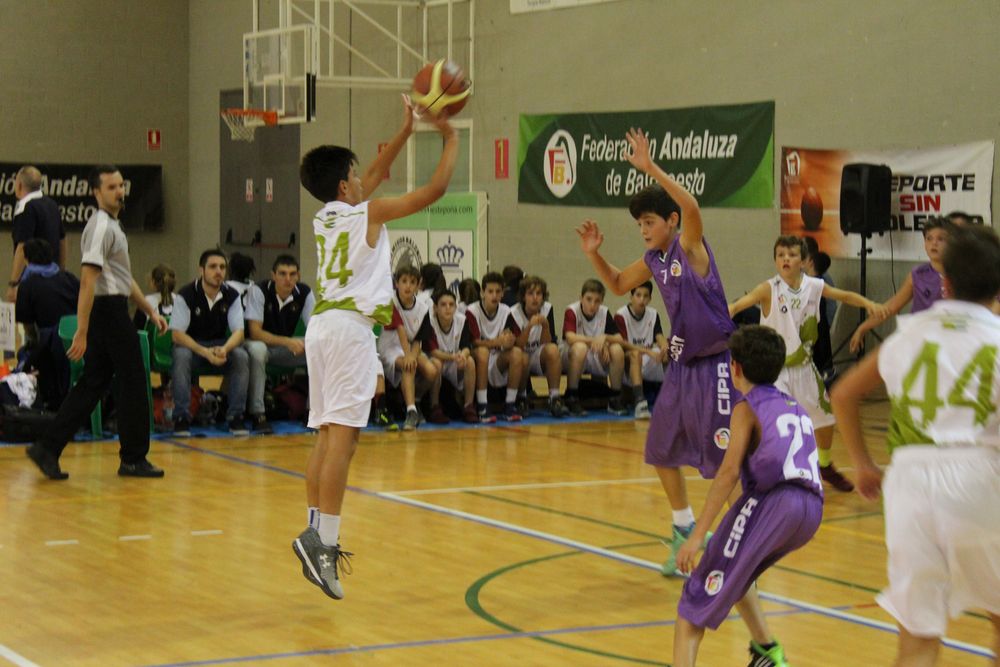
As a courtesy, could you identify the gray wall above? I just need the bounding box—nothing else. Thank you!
[0,0,190,288]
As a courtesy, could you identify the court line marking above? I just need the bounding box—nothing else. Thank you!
[390,476,663,495]
[119,535,152,541]
[158,439,994,659]
[375,490,995,659]
[0,644,41,667]
[191,530,224,537]
[43,540,78,547]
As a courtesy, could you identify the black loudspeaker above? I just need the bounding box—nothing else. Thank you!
[839,163,892,235]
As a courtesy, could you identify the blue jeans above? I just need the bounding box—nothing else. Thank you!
[245,339,307,415]
[172,340,249,421]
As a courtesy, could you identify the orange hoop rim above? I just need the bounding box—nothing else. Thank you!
[220,108,279,126]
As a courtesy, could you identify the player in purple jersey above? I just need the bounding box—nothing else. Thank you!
[577,128,736,576]
[673,325,823,667]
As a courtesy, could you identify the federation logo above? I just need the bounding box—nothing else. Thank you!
[669,259,682,277]
[705,570,725,596]
[391,236,423,273]
[543,130,577,198]
[713,427,730,450]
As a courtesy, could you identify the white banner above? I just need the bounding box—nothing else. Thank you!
[781,141,994,261]
[510,0,624,14]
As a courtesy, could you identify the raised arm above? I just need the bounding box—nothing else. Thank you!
[361,95,416,199]
[849,275,914,352]
[823,284,890,320]
[576,220,652,296]
[729,281,770,319]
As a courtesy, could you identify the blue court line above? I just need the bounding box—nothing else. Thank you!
[139,605,828,667]
[157,439,996,662]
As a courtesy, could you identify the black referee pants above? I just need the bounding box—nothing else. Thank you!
[40,296,151,463]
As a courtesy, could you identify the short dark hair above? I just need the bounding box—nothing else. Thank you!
[628,183,682,223]
[300,145,358,202]
[518,275,549,304]
[23,238,53,265]
[581,278,605,297]
[946,210,974,226]
[802,235,819,260]
[420,262,446,292]
[943,224,1000,303]
[272,254,299,272]
[502,265,524,290]
[458,278,480,304]
[922,217,954,237]
[481,271,504,291]
[199,248,228,268]
[774,235,807,259]
[88,164,120,190]
[729,325,787,385]
[394,264,420,282]
[227,252,254,281]
[631,281,653,296]
[432,289,457,305]
[813,252,832,276]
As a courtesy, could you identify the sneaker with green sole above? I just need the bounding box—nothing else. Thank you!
[660,522,713,577]
[747,639,789,667]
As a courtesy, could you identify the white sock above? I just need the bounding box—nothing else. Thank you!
[308,507,319,530]
[672,507,695,528]
[318,513,341,547]
[549,389,560,399]
[406,404,417,414]
[476,389,488,404]
[506,388,518,403]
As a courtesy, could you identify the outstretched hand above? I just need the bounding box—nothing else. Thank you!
[400,94,417,135]
[576,220,604,255]
[625,127,654,173]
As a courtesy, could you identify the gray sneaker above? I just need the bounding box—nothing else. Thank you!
[292,527,352,600]
[634,400,652,420]
[402,409,420,431]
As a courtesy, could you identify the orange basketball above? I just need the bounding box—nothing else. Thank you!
[411,59,471,118]
[800,186,824,231]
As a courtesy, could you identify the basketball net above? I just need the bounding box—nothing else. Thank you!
[220,109,278,142]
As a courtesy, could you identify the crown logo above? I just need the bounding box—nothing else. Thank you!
[436,236,464,268]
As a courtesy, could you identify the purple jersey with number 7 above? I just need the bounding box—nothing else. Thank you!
[741,384,824,497]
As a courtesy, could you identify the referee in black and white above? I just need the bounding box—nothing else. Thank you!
[27,165,167,480]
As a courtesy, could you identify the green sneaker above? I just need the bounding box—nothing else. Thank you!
[660,522,713,577]
[748,639,789,667]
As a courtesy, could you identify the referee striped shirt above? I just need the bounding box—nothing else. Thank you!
[80,209,133,296]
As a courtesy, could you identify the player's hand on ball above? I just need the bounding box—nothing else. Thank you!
[625,128,654,173]
[855,462,884,501]
[576,220,604,255]
[676,540,700,574]
[400,94,417,133]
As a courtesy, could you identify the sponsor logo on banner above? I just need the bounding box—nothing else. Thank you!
[544,130,577,198]
[391,236,423,271]
[705,570,725,596]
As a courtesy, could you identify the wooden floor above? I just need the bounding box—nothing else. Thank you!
[0,400,994,666]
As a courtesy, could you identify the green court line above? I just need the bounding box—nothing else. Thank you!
[465,541,672,666]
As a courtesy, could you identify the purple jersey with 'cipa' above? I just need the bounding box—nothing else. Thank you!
[644,236,734,365]
[741,384,823,497]
[910,263,943,314]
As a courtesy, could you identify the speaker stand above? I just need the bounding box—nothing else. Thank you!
[831,232,881,366]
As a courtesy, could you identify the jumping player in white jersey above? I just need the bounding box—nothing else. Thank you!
[832,223,1000,666]
[729,235,888,492]
[293,99,458,600]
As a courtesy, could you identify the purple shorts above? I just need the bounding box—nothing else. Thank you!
[678,485,823,629]
[644,349,736,478]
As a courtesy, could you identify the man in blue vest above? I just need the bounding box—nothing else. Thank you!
[169,249,250,436]
[245,254,314,433]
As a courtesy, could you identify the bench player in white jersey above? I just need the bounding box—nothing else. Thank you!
[292,99,458,601]
[614,280,668,420]
[377,264,442,430]
[508,275,570,418]
[427,289,479,423]
[729,235,887,492]
[467,271,525,422]
[832,224,1000,666]
[561,278,629,416]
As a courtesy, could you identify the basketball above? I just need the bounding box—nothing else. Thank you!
[800,186,824,231]
[411,59,471,118]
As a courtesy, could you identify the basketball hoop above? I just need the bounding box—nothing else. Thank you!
[220,108,278,142]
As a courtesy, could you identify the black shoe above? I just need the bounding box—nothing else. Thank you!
[172,416,192,437]
[228,416,250,436]
[516,396,532,417]
[608,395,629,416]
[548,396,570,418]
[250,414,273,435]
[26,443,69,480]
[118,459,164,478]
[564,395,587,416]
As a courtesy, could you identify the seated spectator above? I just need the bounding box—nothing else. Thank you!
[14,239,79,409]
[377,265,441,430]
[418,262,446,307]
[501,264,524,307]
[508,275,568,418]
[245,254,314,434]
[468,271,524,422]
[227,252,256,310]
[133,263,177,330]
[169,249,250,436]
[6,166,66,302]
[427,289,478,423]
[457,277,480,315]
[561,279,628,416]
[614,281,667,420]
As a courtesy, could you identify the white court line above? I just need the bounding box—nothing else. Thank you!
[191,530,223,537]
[375,491,994,659]
[391,477,663,496]
[0,643,41,667]
[118,535,152,542]
[44,540,78,547]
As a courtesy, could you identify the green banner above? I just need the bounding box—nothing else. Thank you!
[517,101,774,208]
